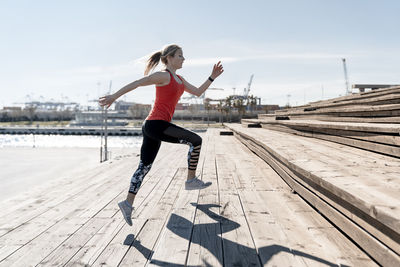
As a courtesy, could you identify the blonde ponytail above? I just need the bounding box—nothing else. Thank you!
[144,51,162,75]
[144,44,182,75]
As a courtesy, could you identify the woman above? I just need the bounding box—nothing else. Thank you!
[99,44,224,226]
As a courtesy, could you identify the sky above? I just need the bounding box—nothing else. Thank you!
[1,0,400,108]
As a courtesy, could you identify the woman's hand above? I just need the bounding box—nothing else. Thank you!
[211,61,224,80]
[99,94,117,109]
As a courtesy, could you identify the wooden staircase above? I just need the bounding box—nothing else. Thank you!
[226,86,400,266]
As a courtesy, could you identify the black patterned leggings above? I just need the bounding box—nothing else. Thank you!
[129,120,202,194]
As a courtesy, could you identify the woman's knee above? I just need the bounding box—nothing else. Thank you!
[193,135,202,147]
[178,132,202,147]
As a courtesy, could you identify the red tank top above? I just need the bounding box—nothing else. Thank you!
[146,70,185,122]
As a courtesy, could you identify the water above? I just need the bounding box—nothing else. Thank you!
[0,134,143,148]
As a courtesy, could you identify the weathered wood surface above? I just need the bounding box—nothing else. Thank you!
[225,123,400,266]
[0,129,380,266]
[296,115,400,124]
[243,118,400,133]
[274,86,400,115]
[312,86,400,105]
[268,87,400,127]
[274,104,400,117]
[226,123,400,233]
[233,131,400,266]
[242,118,400,157]
[258,114,400,124]
[352,84,400,89]
[282,93,400,112]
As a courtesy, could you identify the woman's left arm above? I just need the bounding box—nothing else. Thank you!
[182,61,224,97]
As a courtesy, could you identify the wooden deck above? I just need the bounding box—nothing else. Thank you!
[0,128,378,266]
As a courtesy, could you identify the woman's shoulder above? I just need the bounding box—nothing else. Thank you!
[153,71,171,87]
[152,70,170,78]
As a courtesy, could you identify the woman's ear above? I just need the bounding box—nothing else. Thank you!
[166,54,173,63]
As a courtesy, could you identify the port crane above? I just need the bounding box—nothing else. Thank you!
[243,74,254,97]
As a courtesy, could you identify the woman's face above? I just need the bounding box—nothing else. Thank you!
[168,49,185,69]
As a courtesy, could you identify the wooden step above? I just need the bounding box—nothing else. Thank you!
[275,86,400,115]
[224,123,400,266]
[215,129,378,266]
[242,119,400,157]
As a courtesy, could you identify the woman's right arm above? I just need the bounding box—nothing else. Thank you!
[99,72,168,108]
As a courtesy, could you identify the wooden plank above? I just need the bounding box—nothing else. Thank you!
[0,147,168,223]
[106,165,183,266]
[0,150,129,219]
[263,121,400,148]
[290,125,400,146]
[0,143,185,266]
[0,218,86,266]
[301,93,400,111]
[226,124,400,235]
[236,190,309,266]
[63,218,127,267]
[259,190,376,267]
[311,93,400,109]
[0,150,140,223]
[95,146,183,219]
[301,115,400,124]
[276,106,400,117]
[220,133,378,266]
[146,170,200,266]
[0,170,129,264]
[260,124,400,171]
[353,84,400,89]
[318,86,400,104]
[234,133,398,266]
[283,86,400,111]
[36,217,111,266]
[215,152,261,267]
[0,177,129,264]
[317,105,400,115]
[146,131,213,266]
[257,122,400,157]
[0,159,132,236]
[227,125,400,223]
[37,146,185,266]
[260,123,400,185]
[308,131,400,157]
[271,124,400,158]
[216,141,306,266]
[267,114,400,124]
[85,217,148,267]
[64,153,182,267]
[186,129,223,267]
[272,86,400,117]
[94,167,186,267]
[269,119,400,134]
[241,125,400,241]
[92,154,188,266]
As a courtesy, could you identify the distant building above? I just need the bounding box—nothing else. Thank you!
[3,107,22,111]
[23,101,79,111]
[128,103,152,119]
[175,103,185,110]
[260,104,280,113]
[115,101,136,112]
[72,111,129,126]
